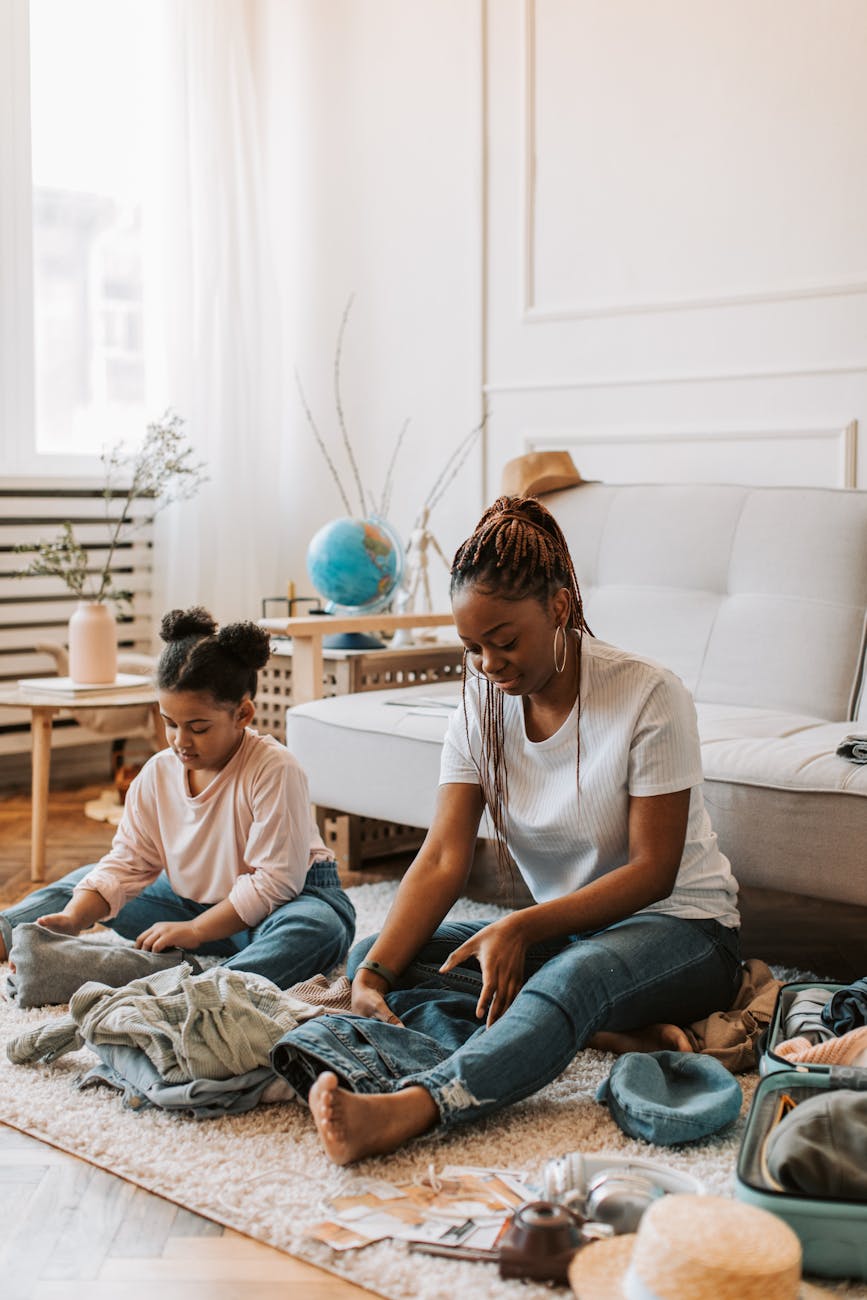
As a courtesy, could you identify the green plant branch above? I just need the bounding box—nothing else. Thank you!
[14,410,205,612]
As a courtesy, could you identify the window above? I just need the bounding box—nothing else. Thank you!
[0,0,165,473]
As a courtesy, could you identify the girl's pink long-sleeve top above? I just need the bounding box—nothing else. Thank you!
[74,730,330,928]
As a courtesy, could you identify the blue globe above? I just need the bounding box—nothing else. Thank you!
[306,516,405,614]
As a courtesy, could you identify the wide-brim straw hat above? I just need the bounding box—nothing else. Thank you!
[500,449,586,498]
[568,1194,834,1300]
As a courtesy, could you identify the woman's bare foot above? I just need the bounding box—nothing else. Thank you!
[589,1023,693,1056]
[308,1072,439,1166]
[0,935,6,964]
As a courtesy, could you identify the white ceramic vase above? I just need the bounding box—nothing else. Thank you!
[68,600,118,685]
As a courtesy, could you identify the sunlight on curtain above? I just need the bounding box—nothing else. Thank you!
[153,0,282,625]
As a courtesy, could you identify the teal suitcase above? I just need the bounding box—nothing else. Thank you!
[734,981,867,1281]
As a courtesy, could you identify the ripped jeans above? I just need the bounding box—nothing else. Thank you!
[270,911,741,1129]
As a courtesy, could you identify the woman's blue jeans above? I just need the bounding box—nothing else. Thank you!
[0,860,355,990]
[271,912,741,1128]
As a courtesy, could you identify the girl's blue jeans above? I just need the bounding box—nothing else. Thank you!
[0,860,355,990]
[271,912,741,1128]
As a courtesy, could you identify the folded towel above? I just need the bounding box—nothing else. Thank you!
[836,733,867,763]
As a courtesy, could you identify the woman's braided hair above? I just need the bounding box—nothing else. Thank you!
[450,496,592,881]
[156,606,271,706]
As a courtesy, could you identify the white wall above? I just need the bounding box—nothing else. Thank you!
[255,0,867,620]
[256,0,485,614]
[485,0,867,491]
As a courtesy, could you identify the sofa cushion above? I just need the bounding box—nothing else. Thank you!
[285,683,457,829]
[545,483,867,722]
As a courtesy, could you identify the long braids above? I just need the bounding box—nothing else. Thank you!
[450,496,593,882]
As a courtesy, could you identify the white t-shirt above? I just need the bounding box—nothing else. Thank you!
[439,638,739,928]
[76,729,330,928]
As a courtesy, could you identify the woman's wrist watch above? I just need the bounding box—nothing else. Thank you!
[355,958,398,990]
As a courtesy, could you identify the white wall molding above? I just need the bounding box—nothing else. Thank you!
[486,361,867,395]
[520,0,867,323]
[524,421,858,489]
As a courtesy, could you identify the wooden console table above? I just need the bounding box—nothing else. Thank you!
[0,682,161,883]
[258,612,457,705]
[258,612,460,868]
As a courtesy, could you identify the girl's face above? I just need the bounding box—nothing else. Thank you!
[451,583,572,698]
[158,689,253,774]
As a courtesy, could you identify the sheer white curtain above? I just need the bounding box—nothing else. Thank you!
[153,0,282,626]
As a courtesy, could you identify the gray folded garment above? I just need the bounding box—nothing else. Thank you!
[6,922,200,1009]
[836,733,867,763]
[764,1090,867,1199]
[784,986,836,1045]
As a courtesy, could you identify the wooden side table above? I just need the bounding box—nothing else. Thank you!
[255,637,463,743]
[258,612,457,705]
[0,683,162,883]
[257,613,461,868]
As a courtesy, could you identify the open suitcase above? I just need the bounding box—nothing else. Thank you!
[734,980,867,1281]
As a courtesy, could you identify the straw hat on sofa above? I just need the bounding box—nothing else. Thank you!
[568,1193,834,1299]
[500,449,586,498]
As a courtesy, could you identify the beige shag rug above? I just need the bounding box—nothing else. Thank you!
[1,881,864,1300]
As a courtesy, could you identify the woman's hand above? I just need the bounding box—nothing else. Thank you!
[135,920,202,952]
[351,971,405,1027]
[439,913,530,1027]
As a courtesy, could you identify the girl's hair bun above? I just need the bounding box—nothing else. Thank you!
[159,606,217,643]
[216,621,271,672]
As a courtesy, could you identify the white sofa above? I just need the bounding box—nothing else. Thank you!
[285,482,867,914]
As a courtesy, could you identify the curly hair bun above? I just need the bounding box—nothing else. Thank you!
[216,621,271,671]
[159,606,217,643]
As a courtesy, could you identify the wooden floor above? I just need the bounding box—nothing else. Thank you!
[0,1126,379,1299]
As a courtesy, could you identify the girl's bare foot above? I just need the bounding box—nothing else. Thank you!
[308,1072,439,1166]
[589,1023,693,1056]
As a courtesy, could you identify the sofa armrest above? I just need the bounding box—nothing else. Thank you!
[258,612,456,704]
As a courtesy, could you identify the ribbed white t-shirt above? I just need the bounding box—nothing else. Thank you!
[439,638,739,927]
[75,729,330,928]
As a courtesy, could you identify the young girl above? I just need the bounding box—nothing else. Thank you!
[270,496,742,1163]
[0,607,355,988]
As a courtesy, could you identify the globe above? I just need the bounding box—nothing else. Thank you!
[306,516,405,647]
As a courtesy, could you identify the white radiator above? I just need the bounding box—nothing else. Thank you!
[0,477,154,756]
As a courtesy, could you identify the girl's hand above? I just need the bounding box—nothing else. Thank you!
[351,972,405,1027]
[135,921,202,952]
[439,914,529,1027]
[36,912,84,936]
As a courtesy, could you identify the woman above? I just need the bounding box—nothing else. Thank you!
[272,496,741,1163]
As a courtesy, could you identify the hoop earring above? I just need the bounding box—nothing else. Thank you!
[553,624,568,674]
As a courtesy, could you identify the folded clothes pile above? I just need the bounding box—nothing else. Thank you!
[776,977,867,1066]
[6,953,354,1119]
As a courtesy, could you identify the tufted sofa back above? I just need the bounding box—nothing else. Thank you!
[544,482,867,722]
